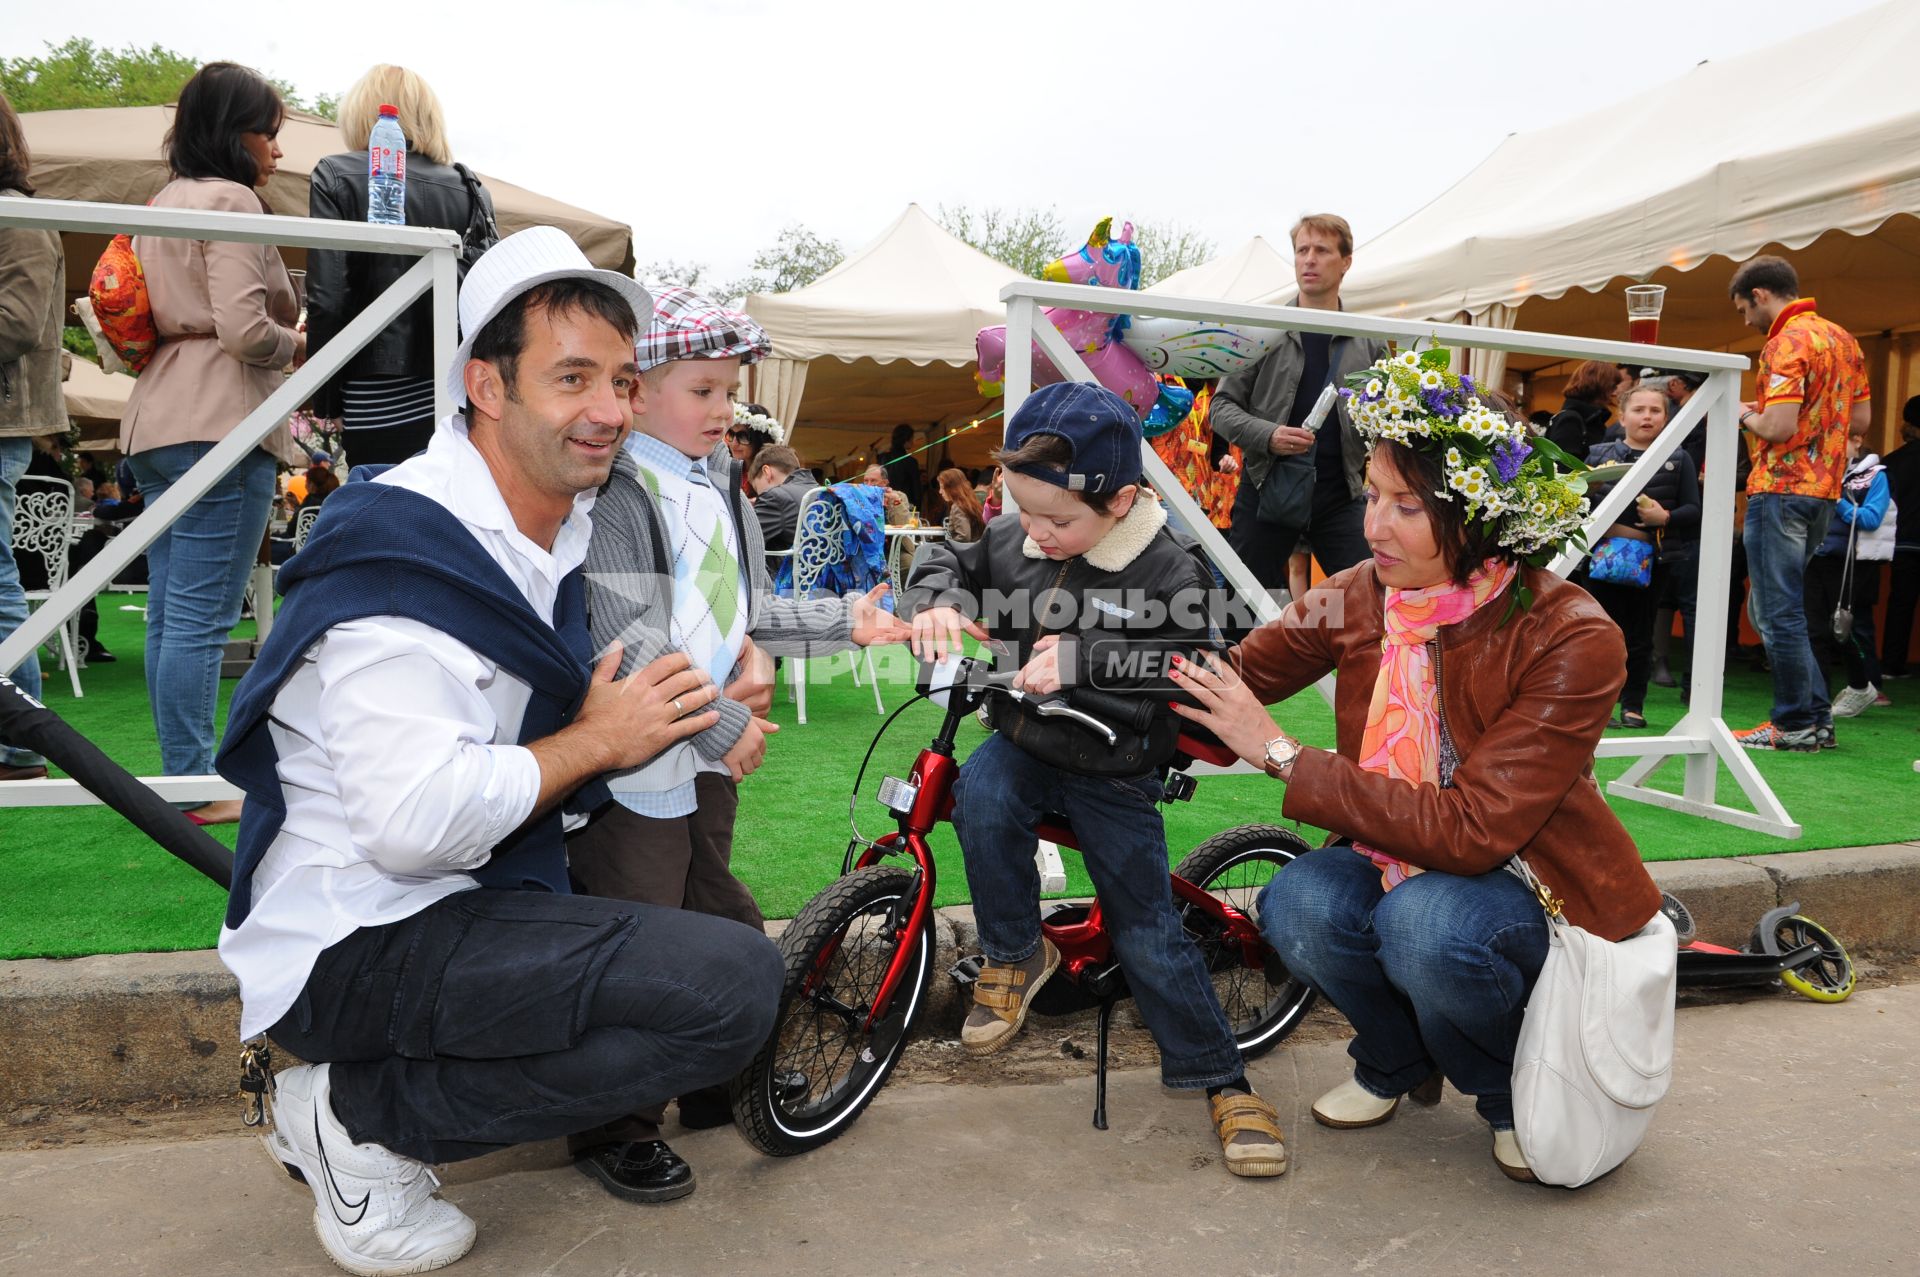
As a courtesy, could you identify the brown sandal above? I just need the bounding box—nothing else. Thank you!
[1208,1091,1288,1178]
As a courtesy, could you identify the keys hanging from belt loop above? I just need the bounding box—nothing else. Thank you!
[239,1038,276,1128]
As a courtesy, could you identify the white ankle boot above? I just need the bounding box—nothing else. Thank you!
[1492,1127,1537,1182]
[1311,1079,1400,1129]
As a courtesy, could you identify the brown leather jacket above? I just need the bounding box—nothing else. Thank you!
[1232,561,1660,941]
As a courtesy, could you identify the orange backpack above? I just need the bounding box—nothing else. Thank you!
[88,232,157,374]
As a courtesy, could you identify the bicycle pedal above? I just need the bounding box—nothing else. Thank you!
[949,954,983,987]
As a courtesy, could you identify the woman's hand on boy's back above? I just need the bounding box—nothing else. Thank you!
[1169,652,1289,771]
[910,605,990,663]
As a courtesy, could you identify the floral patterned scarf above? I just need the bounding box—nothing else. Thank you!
[1354,558,1517,890]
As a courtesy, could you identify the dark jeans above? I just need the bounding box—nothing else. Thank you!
[1226,470,1370,592]
[1883,549,1920,676]
[1256,846,1549,1129]
[1744,493,1835,731]
[951,732,1244,1089]
[1586,559,1664,714]
[267,889,782,1164]
[1805,553,1882,691]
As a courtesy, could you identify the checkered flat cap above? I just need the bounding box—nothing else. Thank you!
[636,285,772,372]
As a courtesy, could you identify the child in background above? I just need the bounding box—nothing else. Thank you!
[1583,384,1701,728]
[1808,436,1894,718]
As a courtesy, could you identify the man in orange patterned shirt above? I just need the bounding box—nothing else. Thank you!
[1728,256,1872,752]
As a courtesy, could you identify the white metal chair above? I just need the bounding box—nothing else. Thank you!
[783,487,885,725]
[15,476,83,698]
[292,504,322,551]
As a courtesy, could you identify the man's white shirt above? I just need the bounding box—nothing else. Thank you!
[218,417,595,1038]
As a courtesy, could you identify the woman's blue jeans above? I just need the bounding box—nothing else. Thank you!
[0,438,46,767]
[1257,846,1549,1129]
[126,442,276,777]
[951,732,1245,1090]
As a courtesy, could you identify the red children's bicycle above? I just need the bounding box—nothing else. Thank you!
[728,656,1317,1155]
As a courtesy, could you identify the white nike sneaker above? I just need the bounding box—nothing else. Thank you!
[1831,684,1878,718]
[270,1063,477,1277]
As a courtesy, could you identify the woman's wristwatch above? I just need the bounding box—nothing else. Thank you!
[1261,733,1303,781]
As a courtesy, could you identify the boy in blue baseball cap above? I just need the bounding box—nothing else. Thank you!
[906,380,1287,1178]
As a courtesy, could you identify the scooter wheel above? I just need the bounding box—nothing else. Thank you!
[1658,892,1697,944]
[1762,915,1856,1003]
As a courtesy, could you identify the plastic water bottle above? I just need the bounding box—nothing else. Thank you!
[367,105,407,226]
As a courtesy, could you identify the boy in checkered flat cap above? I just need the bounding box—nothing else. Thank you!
[568,286,910,1201]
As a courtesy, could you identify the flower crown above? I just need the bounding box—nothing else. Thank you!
[1342,349,1592,559]
[731,402,785,444]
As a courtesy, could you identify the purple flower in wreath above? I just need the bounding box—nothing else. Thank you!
[1492,436,1532,483]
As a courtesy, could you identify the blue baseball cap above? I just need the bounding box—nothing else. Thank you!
[1003,381,1143,496]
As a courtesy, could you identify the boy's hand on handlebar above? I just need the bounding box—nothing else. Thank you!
[1169,651,1284,769]
[910,605,990,664]
[851,584,914,647]
[1012,634,1065,696]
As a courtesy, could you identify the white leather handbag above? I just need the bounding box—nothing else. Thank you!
[1508,858,1677,1188]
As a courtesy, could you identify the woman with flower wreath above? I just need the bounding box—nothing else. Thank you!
[727,402,783,495]
[1170,349,1661,1184]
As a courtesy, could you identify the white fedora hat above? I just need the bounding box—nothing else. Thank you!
[444,226,653,409]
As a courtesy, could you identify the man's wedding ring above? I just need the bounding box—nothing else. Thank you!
[672,698,684,714]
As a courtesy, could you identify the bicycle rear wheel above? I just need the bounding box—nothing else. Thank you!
[1174,824,1316,1060]
[731,865,933,1155]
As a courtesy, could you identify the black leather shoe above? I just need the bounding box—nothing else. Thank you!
[87,645,117,664]
[574,1140,695,1204]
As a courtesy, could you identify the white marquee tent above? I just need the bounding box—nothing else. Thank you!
[744,204,1023,467]
[1266,0,1920,434]
[1145,235,1292,303]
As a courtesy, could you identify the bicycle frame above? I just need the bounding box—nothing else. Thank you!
[823,664,1265,1031]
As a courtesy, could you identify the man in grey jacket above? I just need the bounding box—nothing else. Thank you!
[748,443,817,560]
[1,102,67,779]
[1211,214,1387,593]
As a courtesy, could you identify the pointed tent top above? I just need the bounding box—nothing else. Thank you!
[1309,0,1920,321]
[1145,235,1294,302]
[745,204,1026,365]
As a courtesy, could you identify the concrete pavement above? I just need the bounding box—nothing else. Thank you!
[4,982,1917,1276]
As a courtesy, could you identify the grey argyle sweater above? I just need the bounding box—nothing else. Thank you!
[584,440,855,796]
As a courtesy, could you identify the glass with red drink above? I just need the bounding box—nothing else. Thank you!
[1626,284,1666,344]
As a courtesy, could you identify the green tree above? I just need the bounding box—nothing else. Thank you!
[637,258,711,291]
[938,204,1068,279]
[1134,222,1216,288]
[0,38,335,119]
[726,224,844,299]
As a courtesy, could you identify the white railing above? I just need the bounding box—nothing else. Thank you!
[1001,281,1794,838]
[0,198,461,808]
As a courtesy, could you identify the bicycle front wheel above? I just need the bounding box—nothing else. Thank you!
[1174,824,1317,1060]
[731,865,933,1155]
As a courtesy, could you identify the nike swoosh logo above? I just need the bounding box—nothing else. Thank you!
[315,1110,370,1226]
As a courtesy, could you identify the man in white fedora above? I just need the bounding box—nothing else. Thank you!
[213,227,783,1276]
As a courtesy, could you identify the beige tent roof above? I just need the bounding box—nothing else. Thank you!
[23,105,635,294]
[61,352,134,428]
[1145,235,1292,302]
[747,204,1024,367]
[1313,0,1920,343]
[743,205,1024,455]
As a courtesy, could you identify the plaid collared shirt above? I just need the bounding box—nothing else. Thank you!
[636,285,772,372]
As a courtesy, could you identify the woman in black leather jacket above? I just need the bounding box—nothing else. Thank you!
[1543,359,1628,459]
[306,66,494,466]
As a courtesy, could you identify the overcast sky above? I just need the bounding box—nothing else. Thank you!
[7,0,1887,283]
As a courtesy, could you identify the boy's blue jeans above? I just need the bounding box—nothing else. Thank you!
[1256,846,1549,1129]
[951,732,1245,1090]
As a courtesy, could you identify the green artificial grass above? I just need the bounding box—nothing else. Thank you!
[4,595,1917,959]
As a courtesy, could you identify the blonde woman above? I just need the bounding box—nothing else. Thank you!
[307,65,495,466]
